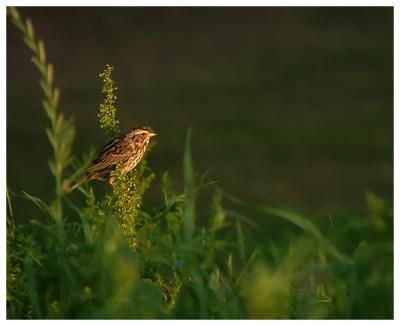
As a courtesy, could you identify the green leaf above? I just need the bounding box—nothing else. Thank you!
[47,63,53,85]
[236,219,246,263]
[52,87,60,108]
[9,7,20,21]
[38,40,46,64]
[225,193,351,264]
[235,248,259,286]
[224,209,260,230]
[26,19,35,39]
[42,99,54,120]
[31,57,45,75]
[24,257,42,319]
[48,159,56,176]
[21,191,54,221]
[45,127,55,147]
[39,78,51,99]
[23,36,37,52]
[183,128,195,242]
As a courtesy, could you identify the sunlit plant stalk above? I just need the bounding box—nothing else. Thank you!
[97,64,155,249]
[8,7,75,239]
[98,64,120,139]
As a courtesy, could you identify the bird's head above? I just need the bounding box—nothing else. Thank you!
[127,127,157,144]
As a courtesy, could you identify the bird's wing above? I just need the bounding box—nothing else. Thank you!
[87,135,131,174]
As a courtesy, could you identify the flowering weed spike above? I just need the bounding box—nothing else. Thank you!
[93,64,156,249]
[98,64,120,139]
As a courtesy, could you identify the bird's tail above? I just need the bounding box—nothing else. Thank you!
[68,175,89,193]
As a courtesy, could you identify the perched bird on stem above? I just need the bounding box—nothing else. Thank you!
[70,127,156,191]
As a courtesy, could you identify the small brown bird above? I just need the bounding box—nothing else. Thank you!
[70,127,157,191]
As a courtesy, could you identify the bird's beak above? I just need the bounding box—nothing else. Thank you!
[148,132,157,138]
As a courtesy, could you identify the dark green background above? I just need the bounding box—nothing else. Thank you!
[7,7,393,219]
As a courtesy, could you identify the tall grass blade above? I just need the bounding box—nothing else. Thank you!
[24,257,41,318]
[66,200,93,244]
[224,209,260,230]
[183,128,195,242]
[21,191,54,220]
[225,193,351,264]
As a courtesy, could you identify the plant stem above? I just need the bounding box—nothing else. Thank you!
[8,7,75,241]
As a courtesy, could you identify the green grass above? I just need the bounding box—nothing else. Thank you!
[6,8,393,319]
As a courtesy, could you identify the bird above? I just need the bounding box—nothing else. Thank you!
[70,127,157,191]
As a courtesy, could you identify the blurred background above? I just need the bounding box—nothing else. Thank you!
[7,7,393,220]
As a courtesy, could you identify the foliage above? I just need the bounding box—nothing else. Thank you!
[98,64,120,139]
[7,8,393,320]
[233,194,393,319]
[8,7,75,231]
